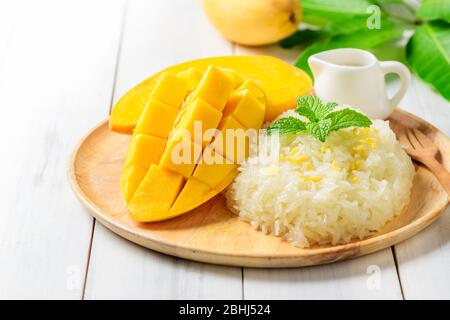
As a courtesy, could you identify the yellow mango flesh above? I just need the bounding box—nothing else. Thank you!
[170,178,215,216]
[177,67,203,92]
[120,134,166,203]
[217,67,246,88]
[223,90,265,129]
[129,164,185,222]
[213,170,238,194]
[122,65,266,222]
[135,98,179,139]
[150,72,188,108]
[120,73,187,203]
[109,56,312,134]
[123,134,166,169]
[159,132,202,179]
[120,166,148,204]
[190,65,235,111]
[192,148,237,188]
[175,98,222,146]
[236,79,266,104]
[209,116,249,164]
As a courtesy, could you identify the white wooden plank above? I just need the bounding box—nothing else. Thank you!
[244,249,402,299]
[113,0,233,102]
[0,0,125,299]
[0,1,20,74]
[85,224,242,300]
[84,0,242,299]
[394,77,450,300]
[399,76,450,136]
[235,44,403,300]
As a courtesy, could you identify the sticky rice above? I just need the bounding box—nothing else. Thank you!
[226,110,415,248]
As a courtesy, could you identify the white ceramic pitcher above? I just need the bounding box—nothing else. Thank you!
[308,48,410,119]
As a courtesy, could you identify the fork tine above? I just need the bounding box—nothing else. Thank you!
[406,128,421,149]
[398,130,412,150]
[412,128,435,149]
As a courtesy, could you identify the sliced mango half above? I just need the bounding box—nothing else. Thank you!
[120,64,266,222]
[109,56,312,134]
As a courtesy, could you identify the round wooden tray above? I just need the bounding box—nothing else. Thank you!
[69,109,450,268]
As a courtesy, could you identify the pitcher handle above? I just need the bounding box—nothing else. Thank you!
[380,61,411,109]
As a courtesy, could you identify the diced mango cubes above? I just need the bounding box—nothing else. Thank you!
[224,90,265,129]
[217,67,246,88]
[120,65,267,222]
[193,148,237,188]
[191,65,234,111]
[170,178,214,215]
[135,99,178,138]
[129,164,185,222]
[209,116,248,164]
[120,134,166,203]
[124,134,166,169]
[177,67,203,92]
[176,98,222,146]
[159,131,202,179]
[236,79,266,104]
[109,56,313,134]
[120,165,148,204]
[150,72,188,108]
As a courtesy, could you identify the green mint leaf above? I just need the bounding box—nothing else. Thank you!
[307,119,332,142]
[324,102,338,115]
[326,108,372,132]
[295,106,317,122]
[297,95,337,119]
[268,95,372,143]
[267,117,307,135]
[297,95,322,114]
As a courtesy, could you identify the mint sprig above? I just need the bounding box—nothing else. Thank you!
[266,116,307,135]
[267,95,372,142]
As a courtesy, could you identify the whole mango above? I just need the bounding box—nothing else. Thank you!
[202,0,302,46]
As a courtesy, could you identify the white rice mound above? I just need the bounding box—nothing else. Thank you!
[226,110,415,248]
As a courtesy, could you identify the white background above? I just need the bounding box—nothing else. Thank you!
[0,0,449,299]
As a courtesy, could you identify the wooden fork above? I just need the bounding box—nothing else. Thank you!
[398,128,450,197]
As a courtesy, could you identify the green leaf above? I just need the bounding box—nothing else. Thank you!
[417,0,450,23]
[380,2,418,23]
[295,106,318,122]
[326,109,372,132]
[279,30,328,49]
[307,119,333,142]
[371,0,403,3]
[324,15,393,35]
[324,102,339,114]
[266,117,307,135]
[295,27,404,77]
[302,0,373,19]
[370,40,407,65]
[296,96,337,119]
[302,0,374,27]
[406,21,450,100]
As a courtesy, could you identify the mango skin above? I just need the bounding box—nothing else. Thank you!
[202,0,302,46]
[109,56,312,134]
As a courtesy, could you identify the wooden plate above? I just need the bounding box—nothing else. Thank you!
[69,109,450,268]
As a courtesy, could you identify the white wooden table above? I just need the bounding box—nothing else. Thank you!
[0,0,449,300]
